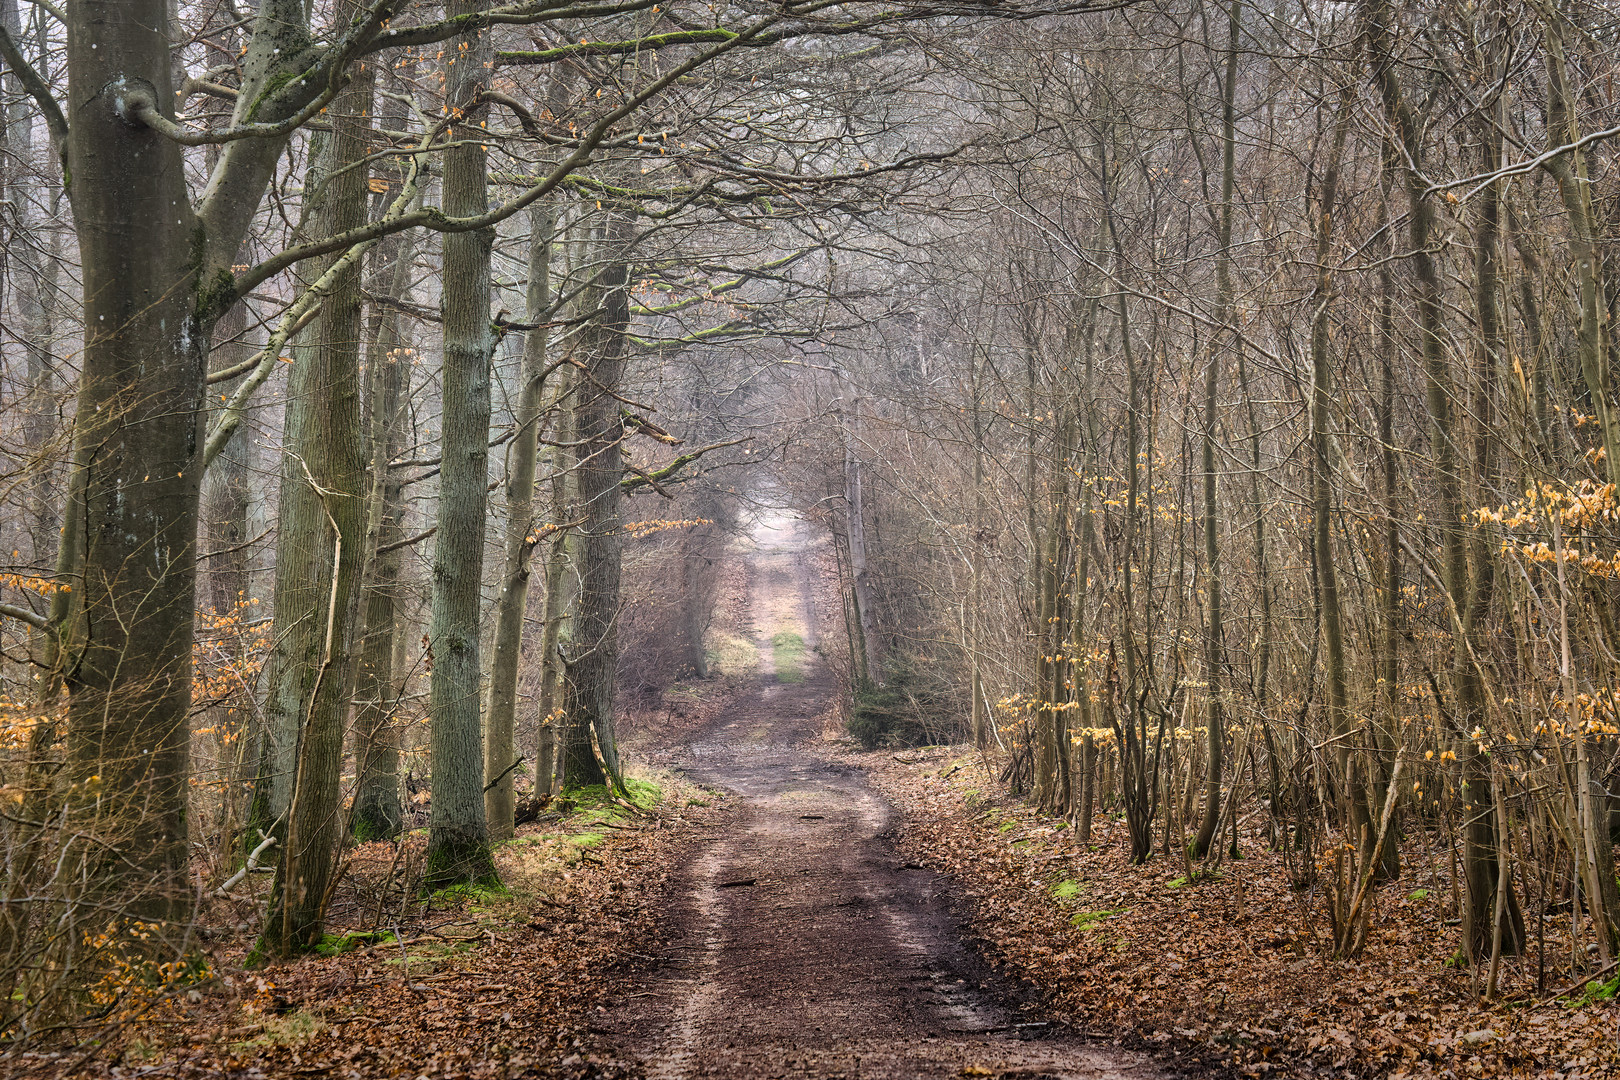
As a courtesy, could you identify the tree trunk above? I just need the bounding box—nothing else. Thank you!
[259,52,372,958]
[843,404,883,687]
[1102,115,1155,866]
[1190,0,1240,859]
[1539,7,1620,956]
[1374,155,1402,881]
[5,0,60,569]
[63,0,206,928]
[351,227,418,845]
[970,361,987,750]
[1034,426,1071,814]
[485,203,555,839]
[560,220,633,791]
[426,0,500,890]
[1309,85,1364,850]
[1539,9,1620,488]
[534,370,577,798]
[1369,0,1522,959]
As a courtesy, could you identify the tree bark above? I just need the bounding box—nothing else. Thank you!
[351,227,418,845]
[426,0,500,890]
[534,367,577,798]
[560,219,633,791]
[63,0,207,928]
[842,403,883,687]
[1538,7,1620,487]
[1190,0,1239,860]
[1537,4,1620,956]
[1309,84,1363,849]
[1368,0,1522,959]
[1374,153,1402,881]
[259,50,373,958]
[485,203,555,839]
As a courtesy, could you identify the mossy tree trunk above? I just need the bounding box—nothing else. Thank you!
[426,0,500,890]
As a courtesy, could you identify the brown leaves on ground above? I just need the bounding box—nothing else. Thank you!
[9,791,723,1080]
[865,750,1620,1080]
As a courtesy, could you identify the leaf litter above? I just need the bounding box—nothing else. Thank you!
[864,750,1620,1080]
[8,780,724,1080]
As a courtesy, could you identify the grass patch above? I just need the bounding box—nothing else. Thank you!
[707,631,759,677]
[772,630,806,683]
[662,682,710,702]
[236,1009,326,1050]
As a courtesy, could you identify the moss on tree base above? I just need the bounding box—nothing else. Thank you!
[351,798,402,844]
[422,832,501,893]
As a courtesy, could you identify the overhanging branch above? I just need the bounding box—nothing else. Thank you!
[620,437,750,496]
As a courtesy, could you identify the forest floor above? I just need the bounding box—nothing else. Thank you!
[17,512,1618,1079]
[869,751,1620,1079]
[10,513,1160,1080]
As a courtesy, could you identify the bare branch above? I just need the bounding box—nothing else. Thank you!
[0,22,66,153]
[0,603,51,632]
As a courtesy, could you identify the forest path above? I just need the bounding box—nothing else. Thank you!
[604,514,1163,1080]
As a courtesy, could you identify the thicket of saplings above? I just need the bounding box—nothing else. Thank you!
[825,364,1620,999]
[786,1,1620,1003]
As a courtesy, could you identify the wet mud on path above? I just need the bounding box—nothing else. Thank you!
[603,516,1165,1080]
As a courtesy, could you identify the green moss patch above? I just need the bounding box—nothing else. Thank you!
[564,777,661,818]
[1573,975,1620,1005]
[1071,908,1124,930]
[1051,878,1083,901]
[429,881,511,906]
[314,930,397,957]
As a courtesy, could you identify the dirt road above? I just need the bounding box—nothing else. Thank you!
[605,517,1163,1080]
